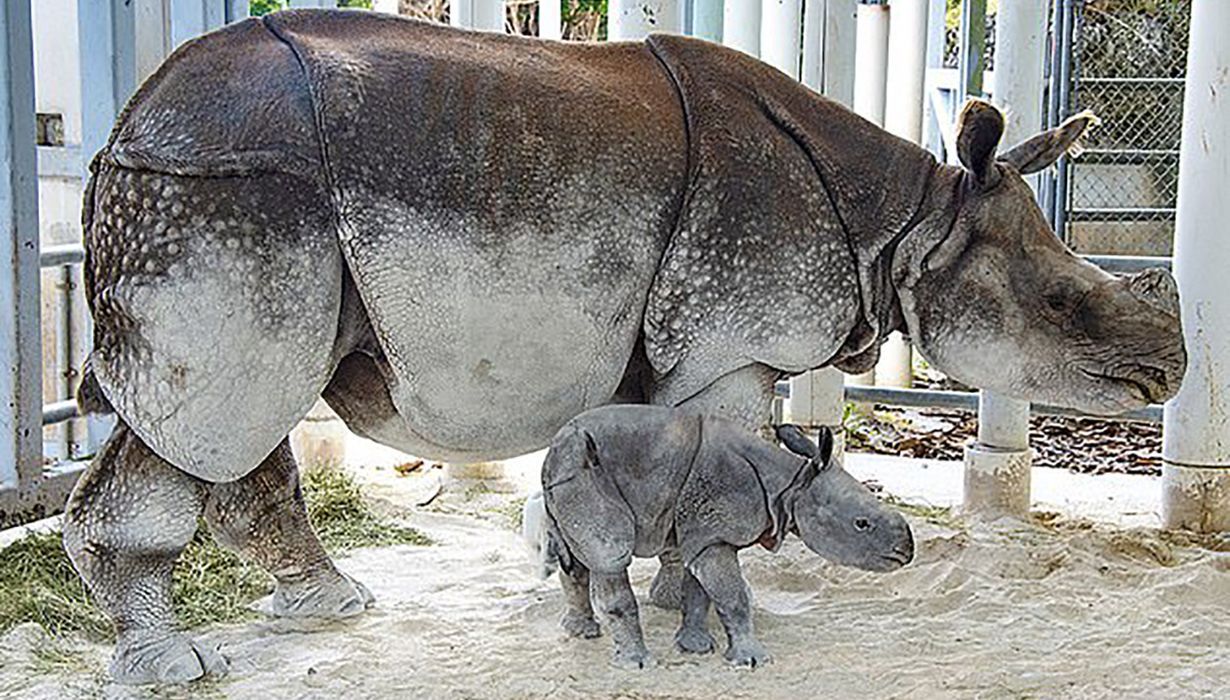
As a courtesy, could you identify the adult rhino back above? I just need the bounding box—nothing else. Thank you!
[84,11,687,479]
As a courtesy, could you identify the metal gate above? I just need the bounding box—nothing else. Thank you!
[1046,0,1192,257]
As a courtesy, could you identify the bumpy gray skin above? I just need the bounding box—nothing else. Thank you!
[70,11,1185,683]
[540,405,913,668]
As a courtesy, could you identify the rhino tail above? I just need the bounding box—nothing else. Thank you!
[76,361,114,416]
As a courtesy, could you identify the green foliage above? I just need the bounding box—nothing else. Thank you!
[0,465,428,641]
[249,0,283,15]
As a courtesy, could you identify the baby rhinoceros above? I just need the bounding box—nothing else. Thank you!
[530,405,914,669]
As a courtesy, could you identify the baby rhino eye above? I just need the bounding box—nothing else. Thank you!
[854,517,872,531]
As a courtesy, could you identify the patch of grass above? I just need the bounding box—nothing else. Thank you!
[492,496,528,532]
[0,465,429,641]
[304,465,433,550]
[882,495,966,530]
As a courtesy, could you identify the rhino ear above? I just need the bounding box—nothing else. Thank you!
[999,111,1099,175]
[956,98,1004,190]
[776,424,818,459]
[815,426,834,468]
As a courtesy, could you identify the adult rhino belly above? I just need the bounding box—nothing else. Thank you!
[344,210,667,461]
[272,16,688,459]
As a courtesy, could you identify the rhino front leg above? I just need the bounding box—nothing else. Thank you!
[558,564,601,639]
[63,423,227,684]
[689,544,771,668]
[590,570,654,669]
[204,440,373,619]
[674,569,716,654]
[648,363,780,608]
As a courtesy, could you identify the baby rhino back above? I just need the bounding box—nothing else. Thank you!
[542,406,702,572]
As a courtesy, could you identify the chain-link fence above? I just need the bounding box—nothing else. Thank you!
[1061,0,1190,256]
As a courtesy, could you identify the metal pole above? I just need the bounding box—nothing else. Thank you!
[961,0,1044,519]
[1161,0,1230,533]
[0,0,41,490]
[722,0,761,56]
[852,0,888,126]
[691,0,722,42]
[451,0,507,31]
[539,0,562,39]
[802,0,856,104]
[608,0,682,39]
[875,0,928,389]
[957,0,985,98]
[760,0,802,78]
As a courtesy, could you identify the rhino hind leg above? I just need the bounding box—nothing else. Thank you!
[590,570,654,670]
[558,564,600,639]
[674,569,716,654]
[204,440,373,620]
[62,422,226,685]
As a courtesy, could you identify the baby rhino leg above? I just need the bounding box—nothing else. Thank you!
[590,569,654,669]
[558,564,600,639]
[203,440,373,619]
[690,544,771,668]
[674,569,716,654]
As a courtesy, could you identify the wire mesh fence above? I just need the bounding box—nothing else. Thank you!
[1061,0,1191,256]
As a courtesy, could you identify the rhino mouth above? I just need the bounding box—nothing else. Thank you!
[1079,368,1163,405]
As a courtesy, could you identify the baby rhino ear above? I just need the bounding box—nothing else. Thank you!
[776,424,818,459]
[815,426,834,467]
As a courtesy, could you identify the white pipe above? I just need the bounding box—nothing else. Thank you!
[883,0,927,142]
[961,0,1046,519]
[802,0,856,106]
[722,0,761,57]
[691,0,723,42]
[608,0,682,40]
[760,0,802,78]
[852,2,888,125]
[539,0,561,39]
[1162,0,1230,532]
[451,0,506,32]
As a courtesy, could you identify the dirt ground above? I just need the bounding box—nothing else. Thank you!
[1,460,1228,700]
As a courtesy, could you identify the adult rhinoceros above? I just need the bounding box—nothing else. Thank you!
[65,10,1185,684]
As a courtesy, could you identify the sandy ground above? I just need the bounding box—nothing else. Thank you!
[2,446,1228,699]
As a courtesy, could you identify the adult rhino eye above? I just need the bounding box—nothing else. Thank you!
[854,517,872,531]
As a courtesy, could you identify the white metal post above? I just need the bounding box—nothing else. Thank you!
[609,1,682,40]
[961,0,1044,518]
[691,0,722,42]
[760,0,801,78]
[874,0,928,390]
[852,0,888,127]
[0,0,41,490]
[451,0,506,31]
[722,0,760,57]
[539,0,562,39]
[802,0,856,104]
[1161,0,1230,533]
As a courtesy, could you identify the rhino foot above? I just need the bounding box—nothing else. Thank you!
[269,570,374,619]
[725,639,772,669]
[610,647,656,670]
[560,611,601,639]
[110,631,228,685]
[674,626,715,654]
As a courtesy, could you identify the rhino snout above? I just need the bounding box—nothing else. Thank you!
[877,521,915,571]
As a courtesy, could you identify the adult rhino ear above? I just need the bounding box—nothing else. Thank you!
[777,424,818,460]
[956,98,1004,190]
[999,111,1100,175]
[815,426,834,468]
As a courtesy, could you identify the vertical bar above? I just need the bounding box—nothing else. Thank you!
[0,0,42,489]
[1052,0,1075,243]
[226,0,251,23]
[722,0,760,57]
[1162,0,1230,533]
[853,1,888,126]
[539,0,562,39]
[760,0,802,78]
[691,0,722,42]
[451,0,505,31]
[170,0,207,51]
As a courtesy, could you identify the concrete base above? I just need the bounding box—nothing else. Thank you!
[962,443,1032,518]
[290,400,348,469]
[1161,463,1230,532]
